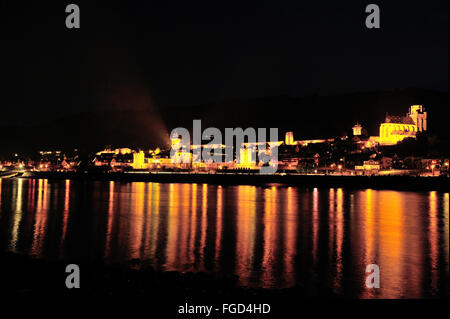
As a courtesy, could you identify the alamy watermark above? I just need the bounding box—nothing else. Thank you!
[365,264,380,288]
[65,264,80,289]
[64,4,380,30]
[169,120,279,174]
[365,4,380,29]
[65,4,80,29]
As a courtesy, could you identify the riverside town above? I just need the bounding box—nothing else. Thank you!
[1,105,448,182]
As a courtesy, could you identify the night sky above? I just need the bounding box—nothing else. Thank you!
[2,0,449,126]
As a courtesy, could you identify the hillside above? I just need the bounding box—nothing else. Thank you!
[0,88,448,157]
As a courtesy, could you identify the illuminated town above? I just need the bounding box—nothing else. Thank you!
[1,105,448,178]
[1,1,449,305]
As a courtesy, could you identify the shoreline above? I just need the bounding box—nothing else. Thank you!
[14,171,450,192]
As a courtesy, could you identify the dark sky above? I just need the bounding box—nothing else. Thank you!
[2,0,448,125]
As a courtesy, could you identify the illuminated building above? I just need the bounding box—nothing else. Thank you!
[285,132,295,145]
[380,157,393,169]
[379,105,427,145]
[236,146,257,169]
[132,151,146,169]
[94,148,134,168]
[355,160,380,175]
[283,131,334,147]
[408,105,427,132]
[170,136,182,149]
[296,139,334,146]
[379,117,416,145]
[352,123,362,136]
[171,150,192,166]
[96,148,133,155]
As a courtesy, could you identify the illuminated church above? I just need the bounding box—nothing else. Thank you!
[379,105,427,145]
[284,105,428,149]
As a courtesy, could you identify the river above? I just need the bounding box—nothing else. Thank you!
[0,177,448,298]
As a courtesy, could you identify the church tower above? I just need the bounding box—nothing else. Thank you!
[285,131,295,145]
[352,123,362,136]
[408,105,427,132]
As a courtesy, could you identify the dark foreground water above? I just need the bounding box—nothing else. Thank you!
[0,177,448,298]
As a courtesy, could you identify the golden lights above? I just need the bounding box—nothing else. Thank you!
[1,179,448,296]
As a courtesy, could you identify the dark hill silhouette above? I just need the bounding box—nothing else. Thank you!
[0,88,448,157]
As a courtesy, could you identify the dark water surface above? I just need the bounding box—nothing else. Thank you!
[0,178,448,298]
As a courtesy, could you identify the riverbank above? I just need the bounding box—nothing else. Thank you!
[20,171,450,191]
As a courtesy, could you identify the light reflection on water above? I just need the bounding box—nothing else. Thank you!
[0,177,448,298]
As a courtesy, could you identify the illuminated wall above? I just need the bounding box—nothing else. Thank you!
[379,123,417,145]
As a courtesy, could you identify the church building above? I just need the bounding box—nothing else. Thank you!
[379,105,427,145]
